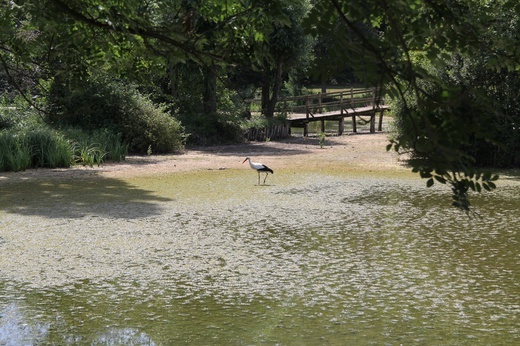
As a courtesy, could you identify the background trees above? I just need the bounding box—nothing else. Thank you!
[1,0,520,208]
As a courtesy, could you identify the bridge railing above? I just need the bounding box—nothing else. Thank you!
[281,88,380,118]
[245,87,383,119]
[244,87,387,138]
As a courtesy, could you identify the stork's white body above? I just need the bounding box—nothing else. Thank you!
[242,157,274,185]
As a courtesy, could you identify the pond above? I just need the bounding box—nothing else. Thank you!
[0,168,519,345]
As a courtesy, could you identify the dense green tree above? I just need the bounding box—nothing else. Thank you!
[1,0,299,130]
[306,14,370,91]
[225,1,312,117]
[1,0,161,109]
[259,2,312,118]
[306,0,519,210]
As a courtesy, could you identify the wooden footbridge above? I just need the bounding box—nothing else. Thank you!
[281,88,389,136]
[246,87,389,138]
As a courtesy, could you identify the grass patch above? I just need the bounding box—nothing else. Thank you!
[0,127,130,172]
[0,131,67,172]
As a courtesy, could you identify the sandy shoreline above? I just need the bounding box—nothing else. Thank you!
[0,131,409,182]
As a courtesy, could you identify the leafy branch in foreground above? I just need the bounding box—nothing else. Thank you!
[387,138,499,212]
[416,166,498,212]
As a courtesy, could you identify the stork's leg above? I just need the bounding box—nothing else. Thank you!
[263,172,268,184]
[257,171,260,185]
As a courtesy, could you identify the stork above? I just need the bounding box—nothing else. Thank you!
[242,157,274,185]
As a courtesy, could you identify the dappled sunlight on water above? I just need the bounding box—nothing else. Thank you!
[0,170,519,344]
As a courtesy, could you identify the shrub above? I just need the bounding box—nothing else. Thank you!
[0,98,46,131]
[48,76,186,154]
[0,108,18,130]
[178,112,244,146]
[392,55,520,169]
[120,94,186,153]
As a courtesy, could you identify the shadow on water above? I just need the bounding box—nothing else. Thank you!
[0,171,171,219]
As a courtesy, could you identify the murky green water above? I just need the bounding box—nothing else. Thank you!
[0,168,519,345]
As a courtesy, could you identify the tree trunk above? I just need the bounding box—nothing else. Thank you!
[261,70,270,116]
[264,58,284,118]
[203,65,217,114]
[168,63,178,99]
[321,76,327,93]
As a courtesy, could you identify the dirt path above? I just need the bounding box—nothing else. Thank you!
[0,132,409,182]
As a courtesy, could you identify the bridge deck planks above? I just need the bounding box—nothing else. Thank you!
[287,105,389,121]
[287,105,390,135]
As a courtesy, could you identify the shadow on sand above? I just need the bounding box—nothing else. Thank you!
[187,135,352,157]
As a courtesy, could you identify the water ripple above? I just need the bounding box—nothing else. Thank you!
[1,174,519,344]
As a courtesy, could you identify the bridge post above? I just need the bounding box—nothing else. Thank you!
[369,88,377,133]
[305,96,310,119]
[370,114,376,133]
[338,117,344,135]
[378,96,385,131]
[340,93,344,116]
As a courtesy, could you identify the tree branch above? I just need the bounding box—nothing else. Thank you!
[0,55,48,118]
[48,0,223,64]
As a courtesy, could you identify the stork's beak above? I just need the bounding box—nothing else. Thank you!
[242,158,247,163]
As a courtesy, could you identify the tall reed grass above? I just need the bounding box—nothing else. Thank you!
[0,133,31,171]
[63,128,128,166]
[0,128,129,172]
[27,130,73,168]
[0,130,73,172]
